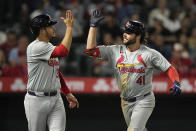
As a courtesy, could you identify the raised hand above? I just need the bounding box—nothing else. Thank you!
[60,10,74,28]
[90,9,104,27]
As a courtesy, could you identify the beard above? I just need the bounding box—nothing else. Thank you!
[124,37,136,46]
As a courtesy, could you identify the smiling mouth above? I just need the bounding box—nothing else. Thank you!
[124,38,128,41]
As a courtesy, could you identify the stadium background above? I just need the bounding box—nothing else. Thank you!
[0,0,196,131]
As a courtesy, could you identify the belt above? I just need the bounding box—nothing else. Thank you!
[28,90,57,97]
[123,92,151,102]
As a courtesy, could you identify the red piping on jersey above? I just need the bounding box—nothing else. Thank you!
[166,66,180,83]
[51,44,69,58]
[59,70,70,95]
[137,54,147,67]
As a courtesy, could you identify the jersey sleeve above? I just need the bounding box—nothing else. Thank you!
[97,45,113,60]
[150,49,171,72]
[30,42,55,61]
[50,44,69,58]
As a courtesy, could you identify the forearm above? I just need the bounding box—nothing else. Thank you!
[59,71,70,95]
[86,27,97,49]
[167,66,181,95]
[61,27,73,51]
[166,66,180,83]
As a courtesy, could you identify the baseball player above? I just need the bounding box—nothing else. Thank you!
[24,10,79,131]
[84,10,181,131]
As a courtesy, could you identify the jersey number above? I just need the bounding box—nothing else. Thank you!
[136,75,145,85]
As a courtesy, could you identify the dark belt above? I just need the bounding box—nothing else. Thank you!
[123,92,151,102]
[28,90,57,96]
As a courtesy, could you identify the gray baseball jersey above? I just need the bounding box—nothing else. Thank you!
[26,39,61,92]
[25,40,66,131]
[98,44,171,99]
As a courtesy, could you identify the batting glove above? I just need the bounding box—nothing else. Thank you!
[90,9,104,27]
[169,81,181,95]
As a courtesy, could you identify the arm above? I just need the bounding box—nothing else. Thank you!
[86,27,98,49]
[59,70,79,108]
[150,49,181,95]
[50,10,74,58]
[165,66,181,95]
[84,27,99,57]
[84,9,104,57]
[87,9,104,49]
[166,66,179,83]
[59,70,70,95]
[60,10,74,51]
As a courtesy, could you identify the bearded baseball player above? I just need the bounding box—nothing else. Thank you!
[24,10,79,131]
[84,9,181,131]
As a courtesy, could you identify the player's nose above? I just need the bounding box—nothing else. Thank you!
[123,33,127,39]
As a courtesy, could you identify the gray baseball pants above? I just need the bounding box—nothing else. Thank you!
[121,92,155,131]
[24,93,66,131]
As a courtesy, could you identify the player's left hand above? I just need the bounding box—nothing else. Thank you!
[66,93,79,109]
[169,81,181,95]
[60,10,74,28]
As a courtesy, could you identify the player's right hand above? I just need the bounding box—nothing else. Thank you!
[60,10,74,28]
[90,9,104,27]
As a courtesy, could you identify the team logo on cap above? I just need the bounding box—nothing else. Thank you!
[126,21,131,28]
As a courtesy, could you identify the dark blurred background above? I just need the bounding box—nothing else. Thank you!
[0,0,196,131]
[0,94,196,131]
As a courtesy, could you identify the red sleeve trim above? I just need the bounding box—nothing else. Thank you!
[166,66,180,83]
[59,70,70,95]
[83,47,100,58]
[51,44,69,58]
